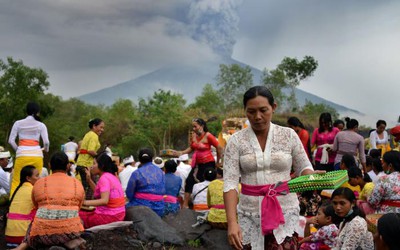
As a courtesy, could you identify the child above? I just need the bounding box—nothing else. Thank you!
[299,203,339,249]
[331,187,374,250]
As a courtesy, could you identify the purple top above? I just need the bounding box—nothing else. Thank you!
[333,130,366,164]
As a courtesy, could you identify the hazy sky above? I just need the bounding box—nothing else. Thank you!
[1,0,399,126]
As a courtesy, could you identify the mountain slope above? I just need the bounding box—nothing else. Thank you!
[78,57,362,115]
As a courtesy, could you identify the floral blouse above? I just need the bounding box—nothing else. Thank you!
[223,123,313,248]
[368,172,400,213]
[310,224,339,248]
[333,216,374,250]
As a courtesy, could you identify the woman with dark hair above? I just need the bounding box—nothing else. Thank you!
[311,112,340,172]
[370,120,391,157]
[368,150,400,213]
[163,160,182,215]
[126,148,166,217]
[223,86,322,249]
[287,116,311,159]
[79,153,125,228]
[13,152,85,250]
[177,118,223,208]
[332,117,366,171]
[348,166,375,215]
[374,213,400,250]
[76,118,105,199]
[8,102,49,196]
[331,187,373,249]
[5,166,39,247]
[333,119,345,131]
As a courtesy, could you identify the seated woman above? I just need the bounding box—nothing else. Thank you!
[5,166,39,248]
[79,153,126,228]
[207,167,240,229]
[164,160,182,215]
[191,167,216,212]
[368,150,400,213]
[331,187,374,250]
[339,153,361,196]
[13,152,85,250]
[348,166,375,215]
[126,148,166,217]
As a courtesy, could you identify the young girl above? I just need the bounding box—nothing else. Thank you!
[299,203,339,249]
[5,166,39,248]
[331,187,374,250]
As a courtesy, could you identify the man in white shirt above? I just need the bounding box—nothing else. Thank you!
[63,136,78,162]
[0,150,11,200]
[119,155,137,195]
[175,154,192,206]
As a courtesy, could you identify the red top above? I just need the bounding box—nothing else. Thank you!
[298,129,310,158]
[191,132,219,164]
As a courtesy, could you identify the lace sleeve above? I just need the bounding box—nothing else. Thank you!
[341,217,372,250]
[223,135,240,193]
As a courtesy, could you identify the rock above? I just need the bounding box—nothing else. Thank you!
[163,209,211,241]
[125,206,185,246]
[201,228,232,250]
[81,222,142,249]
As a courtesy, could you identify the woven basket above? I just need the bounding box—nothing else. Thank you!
[288,170,348,193]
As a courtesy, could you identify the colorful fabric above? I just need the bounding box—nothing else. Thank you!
[309,224,338,248]
[311,127,339,163]
[207,179,226,223]
[10,156,43,197]
[241,181,289,235]
[359,182,374,201]
[79,210,125,229]
[5,182,35,242]
[333,216,374,250]
[190,132,219,164]
[298,128,310,158]
[126,162,166,217]
[368,172,400,213]
[164,173,181,215]
[93,172,125,216]
[340,181,361,197]
[223,123,313,247]
[29,173,84,239]
[76,131,100,168]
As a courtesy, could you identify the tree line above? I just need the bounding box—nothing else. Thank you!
[0,56,338,161]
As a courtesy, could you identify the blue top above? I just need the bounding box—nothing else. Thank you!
[164,173,182,215]
[126,162,166,217]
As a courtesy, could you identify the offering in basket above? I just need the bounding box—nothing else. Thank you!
[288,170,348,193]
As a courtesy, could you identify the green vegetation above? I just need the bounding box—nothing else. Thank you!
[187,239,202,248]
[0,56,339,162]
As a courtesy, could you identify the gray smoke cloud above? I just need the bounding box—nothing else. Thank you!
[188,0,243,58]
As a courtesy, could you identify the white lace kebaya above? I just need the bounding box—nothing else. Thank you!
[223,123,313,249]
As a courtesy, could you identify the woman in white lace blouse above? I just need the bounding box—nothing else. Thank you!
[331,187,374,250]
[223,86,321,250]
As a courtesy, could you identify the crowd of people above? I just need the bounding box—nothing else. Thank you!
[0,87,399,249]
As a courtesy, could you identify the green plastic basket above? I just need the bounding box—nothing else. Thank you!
[288,170,348,193]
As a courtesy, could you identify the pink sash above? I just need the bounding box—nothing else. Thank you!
[8,210,35,220]
[164,195,178,203]
[241,181,289,235]
[211,204,225,209]
[134,192,164,202]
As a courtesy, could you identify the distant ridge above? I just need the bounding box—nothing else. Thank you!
[78,57,363,115]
